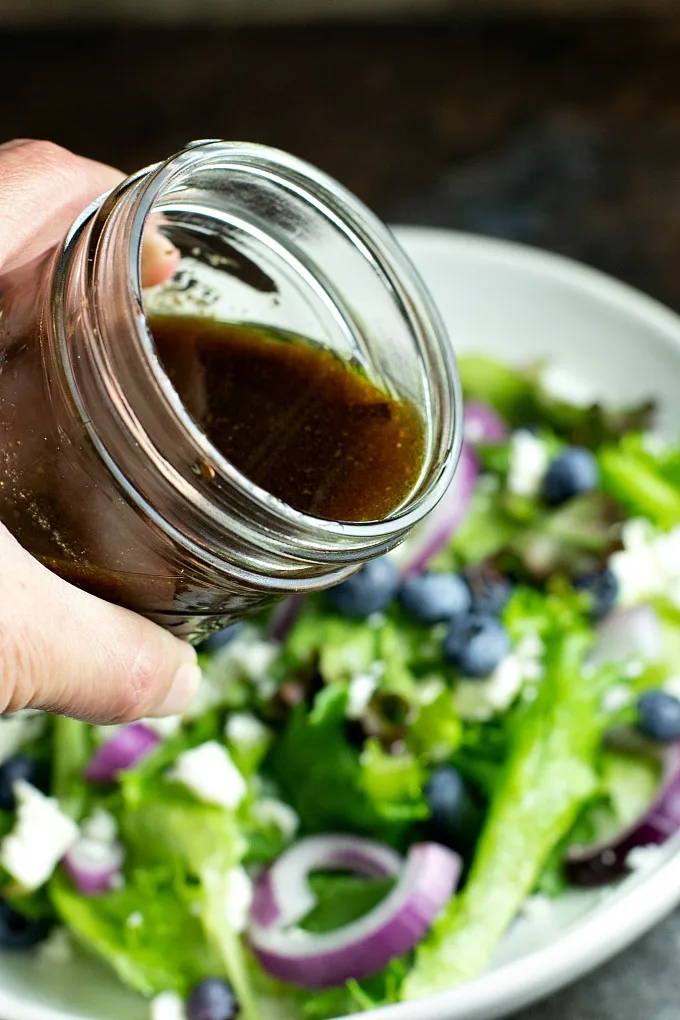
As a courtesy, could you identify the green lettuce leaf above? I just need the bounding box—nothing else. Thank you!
[50,865,219,997]
[402,596,601,998]
[266,686,382,835]
[458,355,536,424]
[599,441,680,528]
[458,353,656,447]
[300,873,395,934]
[52,716,96,819]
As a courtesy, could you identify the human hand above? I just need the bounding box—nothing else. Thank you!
[0,138,200,724]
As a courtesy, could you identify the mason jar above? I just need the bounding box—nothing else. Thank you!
[0,140,461,640]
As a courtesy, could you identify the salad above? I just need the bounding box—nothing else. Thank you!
[2,353,680,1020]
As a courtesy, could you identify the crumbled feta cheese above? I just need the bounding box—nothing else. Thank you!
[251,797,299,843]
[167,741,247,809]
[454,635,544,721]
[626,844,665,873]
[150,991,187,1020]
[225,713,271,747]
[540,365,598,408]
[222,628,279,682]
[187,628,278,719]
[140,716,183,739]
[602,684,634,712]
[224,865,253,932]
[517,633,544,660]
[506,430,549,499]
[455,655,524,721]
[126,911,144,929]
[417,678,446,706]
[1,781,79,890]
[520,894,554,922]
[38,929,74,964]
[81,809,118,845]
[642,432,669,457]
[611,519,680,607]
[0,712,46,765]
[603,681,636,714]
[346,674,378,718]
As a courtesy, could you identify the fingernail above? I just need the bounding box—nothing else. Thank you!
[141,226,180,288]
[151,660,202,717]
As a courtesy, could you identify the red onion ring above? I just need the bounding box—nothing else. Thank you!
[565,743,680,887]
[267,597,304,642]
[62,838,125,896]
[251,834,402,930]
[464,401,509,445]
[249,836,461,989]
[85,723,160,784]
[400,442,478,579]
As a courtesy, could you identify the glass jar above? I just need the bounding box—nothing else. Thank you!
[0,140,461,640]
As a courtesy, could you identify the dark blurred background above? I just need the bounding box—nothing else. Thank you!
[3,14,680,311]
[2,8,680,1019]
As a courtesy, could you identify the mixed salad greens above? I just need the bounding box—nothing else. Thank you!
[2,354,680,1020]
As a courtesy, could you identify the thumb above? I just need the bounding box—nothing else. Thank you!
[0,525,201,724]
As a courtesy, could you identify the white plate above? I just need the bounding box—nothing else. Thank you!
[4,228,680,1020]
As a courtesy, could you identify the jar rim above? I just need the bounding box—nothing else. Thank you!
[54,140,462,573]
[122,139,463,547]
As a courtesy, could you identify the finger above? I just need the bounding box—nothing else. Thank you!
[0,138,178,288]
[141,217,181,288]
[0,524,201,724]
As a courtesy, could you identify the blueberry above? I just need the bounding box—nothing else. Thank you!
[328,557,399,618]
[399,572,471,625]
[637,690,680,742]
[197,623,243,655]
[573,566,619,619]
[464,563,513,617]
[443,612,510,678]
[187,977,239,1020]
[542,447,599,506]
[0,755,41,812]
[0,900,51,951]
[424,765,482,849]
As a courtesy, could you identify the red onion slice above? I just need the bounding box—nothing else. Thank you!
[85,723,161,784]
[267,597,304,642]
[464,401,509,445]
[251,834,402,930]
[62,838,125,896]
[589,605,663,667]
[565,743,680,887]
[400,442,478,579]
[249,837,461,989]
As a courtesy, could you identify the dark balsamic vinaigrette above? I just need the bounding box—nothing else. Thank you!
[149,315,425,522]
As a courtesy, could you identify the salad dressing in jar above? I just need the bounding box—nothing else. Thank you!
[0,140,461,640]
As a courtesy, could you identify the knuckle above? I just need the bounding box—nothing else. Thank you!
[106,625,166,724]
[13,140,102,203]
[18,138,74,172]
